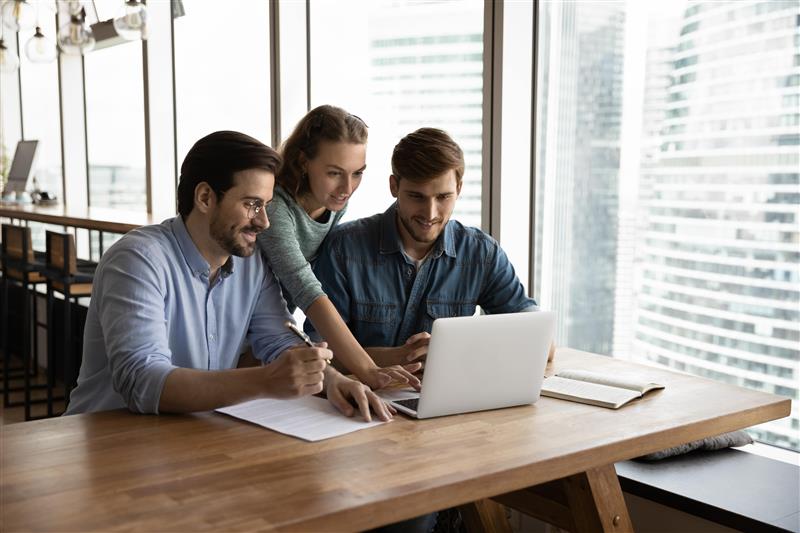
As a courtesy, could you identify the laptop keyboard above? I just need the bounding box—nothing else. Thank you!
[394,398,419,411]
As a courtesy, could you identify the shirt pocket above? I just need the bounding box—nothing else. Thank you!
[352,301,398,346]
[424,300,478,331]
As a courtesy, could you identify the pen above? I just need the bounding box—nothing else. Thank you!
[285,321,331,365]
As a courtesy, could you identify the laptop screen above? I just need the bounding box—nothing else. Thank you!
[5,140,39,195]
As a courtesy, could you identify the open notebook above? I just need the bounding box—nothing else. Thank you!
[541,368,664,409]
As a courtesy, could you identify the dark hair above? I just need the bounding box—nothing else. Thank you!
[391,128,464,184]
[177,131,281,218]
[277,105,368,199]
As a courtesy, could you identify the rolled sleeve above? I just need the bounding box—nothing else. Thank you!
[97,249,178,414]
[247,263,301,363]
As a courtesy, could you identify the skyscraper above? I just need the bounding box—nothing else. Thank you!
[631,1,800,450]
[367,0,484,228]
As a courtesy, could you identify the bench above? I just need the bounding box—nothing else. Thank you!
[616,448,800,533]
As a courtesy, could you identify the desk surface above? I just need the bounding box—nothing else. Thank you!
[1,349,790,532]
[0,202,162,233]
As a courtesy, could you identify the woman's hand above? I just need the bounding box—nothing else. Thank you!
[324,367,395,422]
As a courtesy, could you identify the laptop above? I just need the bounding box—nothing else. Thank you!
[3,140,38,200]
[380,311,555,419]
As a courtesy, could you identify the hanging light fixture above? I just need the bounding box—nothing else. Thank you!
[1,0,36,32]
[57,6,94,55]
[113,0,147,41]
[25,26,56,63]
[0,37,20,72]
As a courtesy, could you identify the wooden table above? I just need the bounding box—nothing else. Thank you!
[0,202,160,234]
[1,349,790,532]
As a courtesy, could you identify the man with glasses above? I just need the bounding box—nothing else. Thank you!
[66,131,389,420]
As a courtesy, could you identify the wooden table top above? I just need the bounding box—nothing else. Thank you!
[0,202,164,233]
[1,349,790,532]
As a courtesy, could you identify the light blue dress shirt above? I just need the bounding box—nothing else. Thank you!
[66,216,298,415]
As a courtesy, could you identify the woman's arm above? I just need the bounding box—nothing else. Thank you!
[306,296,421,390]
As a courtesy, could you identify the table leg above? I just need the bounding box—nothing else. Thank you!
[459,498,513,533]
[563,464,633,533]
[492,463,634,533]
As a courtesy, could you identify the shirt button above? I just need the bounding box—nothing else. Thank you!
[208,334,215,341]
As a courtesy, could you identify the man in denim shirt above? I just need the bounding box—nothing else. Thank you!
[311,128,541,533]
[310,128,541,373]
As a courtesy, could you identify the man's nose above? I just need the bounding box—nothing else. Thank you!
[254,207,270,229]
[423,199,437,220]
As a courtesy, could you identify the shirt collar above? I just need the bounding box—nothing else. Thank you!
[171,216,235,279]
[378,202,457,259]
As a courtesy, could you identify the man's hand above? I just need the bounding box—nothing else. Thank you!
[366,363,422,391]
[262,342,333,398]
[364,332,431,390]
[325,367,395,422]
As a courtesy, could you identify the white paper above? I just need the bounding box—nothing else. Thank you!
[216,396,386,441]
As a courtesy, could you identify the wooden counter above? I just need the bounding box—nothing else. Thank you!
[0,202,165,234]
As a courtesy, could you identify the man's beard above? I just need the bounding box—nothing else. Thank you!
[210,214,260,257]
[398,212,441,245]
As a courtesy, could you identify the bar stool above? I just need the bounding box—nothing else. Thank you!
[0,224,49,413]
[42,231,96,416]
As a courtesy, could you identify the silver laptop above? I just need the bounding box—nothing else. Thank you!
[381,311,555,419]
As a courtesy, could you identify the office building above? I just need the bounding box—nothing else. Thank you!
[630,0,800,451]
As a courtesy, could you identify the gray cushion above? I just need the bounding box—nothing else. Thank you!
[636,430,754,461]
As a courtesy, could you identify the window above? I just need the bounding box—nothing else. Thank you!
[18,14,62,201]
[173,0,271,166]
[309,0,483,227]
[84,41,147,210]
[534,1,799,451]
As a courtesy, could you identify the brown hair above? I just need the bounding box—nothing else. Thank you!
[391,128,464,184]
[177,131,281,218]
[277,105,368,198]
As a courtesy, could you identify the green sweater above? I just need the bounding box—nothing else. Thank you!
[257,185,346,312]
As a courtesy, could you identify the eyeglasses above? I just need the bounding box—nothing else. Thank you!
[213,189,267,220]
[243,199,266,220]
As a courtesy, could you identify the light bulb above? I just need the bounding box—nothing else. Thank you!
[1,0,36,32]
[57,14,94,55]
[25,26,57,63]
[113,0,147,41]
[0,38,19,72]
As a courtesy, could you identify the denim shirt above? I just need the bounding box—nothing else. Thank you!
[308,203,537,348]
[66,216,298,415]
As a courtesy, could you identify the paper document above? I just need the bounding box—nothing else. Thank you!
[216,396,386,442]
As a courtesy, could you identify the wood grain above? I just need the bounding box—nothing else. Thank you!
[1,349,790,532]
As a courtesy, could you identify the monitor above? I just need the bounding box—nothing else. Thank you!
[4,140,39,195]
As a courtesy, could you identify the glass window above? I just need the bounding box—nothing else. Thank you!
[18,13,62,201]
[309,0,483,227]
[0,37,22,193]
[84,40,147,211]
[173,0,271,166]
[534,1,799,451]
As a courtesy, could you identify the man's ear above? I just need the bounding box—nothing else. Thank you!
[194,182,215,214]
[389,175,399,198]
[456,180,463,196]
